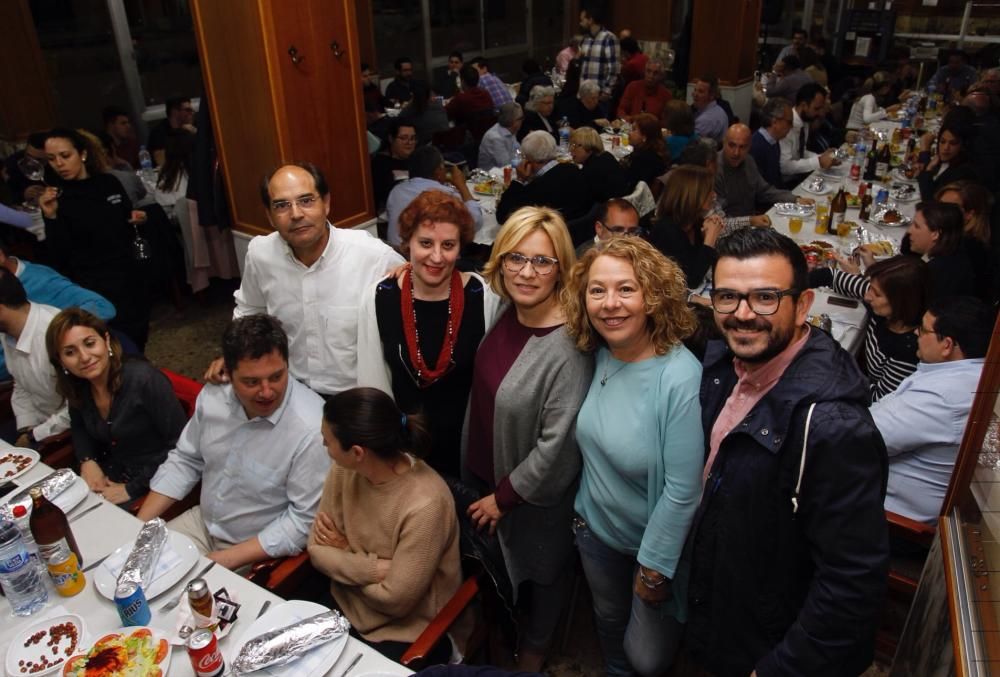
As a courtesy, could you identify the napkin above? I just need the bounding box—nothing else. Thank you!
[103,543,182,583]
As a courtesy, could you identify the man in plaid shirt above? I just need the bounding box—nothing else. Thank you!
[578,7,620,105]
[470,57,513,111]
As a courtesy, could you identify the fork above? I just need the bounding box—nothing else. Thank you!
[159,560,215,612]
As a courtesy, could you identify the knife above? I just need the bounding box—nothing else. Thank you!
[69,503,100,523]
[82,552,110,573]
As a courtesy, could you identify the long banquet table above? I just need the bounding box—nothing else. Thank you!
[0,457,413,677]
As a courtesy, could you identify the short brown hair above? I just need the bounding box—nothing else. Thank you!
[630,113,667,162]
[45,308,124,409]
[935,180,993,245]
[664,100,695,136]
[562,237,696,354]
[396,190,475,257]
[866,256,928,327]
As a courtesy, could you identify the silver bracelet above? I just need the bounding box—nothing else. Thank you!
[639,567,669,589]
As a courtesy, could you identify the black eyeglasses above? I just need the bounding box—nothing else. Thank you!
[709,288,798,315]
[599,222,646,237]
[502,252,559,275]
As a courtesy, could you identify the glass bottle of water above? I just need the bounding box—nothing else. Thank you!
[0,519,48,616]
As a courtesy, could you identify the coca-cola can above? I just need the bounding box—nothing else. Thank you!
[187,628,225,676]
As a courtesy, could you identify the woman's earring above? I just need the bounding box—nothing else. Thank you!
[108,348,114,357]
[62,368,69,375]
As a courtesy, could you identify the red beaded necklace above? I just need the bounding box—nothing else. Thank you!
[400,268,465,386]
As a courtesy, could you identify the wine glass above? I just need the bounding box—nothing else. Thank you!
[131,223,151,261]
[17,155,61,212]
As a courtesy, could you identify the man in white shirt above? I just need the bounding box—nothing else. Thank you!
[204,163,404,395]
[140,314,331,571]
[0,270,68,447]
[871,297,993,524]
[779,82,838,187]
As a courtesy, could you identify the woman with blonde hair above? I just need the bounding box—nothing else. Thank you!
[650,164,723,287]
[464,206,592,671]
[562,236,703,676]
[570,126,629,203]
[45,307,185,505]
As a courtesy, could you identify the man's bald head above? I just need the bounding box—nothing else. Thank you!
[722,124,752,168]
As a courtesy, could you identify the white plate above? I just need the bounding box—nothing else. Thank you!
[93,530,199,600]
[5,613,86,677]
[61,626,171,677]
[228,600,348,676]
[891,168,918,183]
[0,449,39,482]
[801,184,830,196]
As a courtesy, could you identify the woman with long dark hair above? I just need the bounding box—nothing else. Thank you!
[357,190,503,478]
[812,256,928,401]
[45,307,185,505]
[916,117,979,201]
[649,165,724,288]
[904,200,976,300]
[308,387,461,664]
[39,127,152,349]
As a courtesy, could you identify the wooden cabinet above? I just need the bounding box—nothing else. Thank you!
[190,0,373,235]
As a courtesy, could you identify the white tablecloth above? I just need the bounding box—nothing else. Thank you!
[0,460,412,677]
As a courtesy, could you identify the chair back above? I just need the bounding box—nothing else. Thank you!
[624,180,656,217]
[160,368,203,419]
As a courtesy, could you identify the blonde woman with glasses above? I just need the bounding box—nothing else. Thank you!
[463,206,592,671]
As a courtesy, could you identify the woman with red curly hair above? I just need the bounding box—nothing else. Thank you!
[357,190,503,477]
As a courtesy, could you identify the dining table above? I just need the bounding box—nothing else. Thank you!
[0,452,413,677]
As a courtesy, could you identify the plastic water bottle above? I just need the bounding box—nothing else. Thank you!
[138,145,155,187]
[11,505,45,577]
[558,117,570,150]
[511,147,523,169]
[0,519,48,616]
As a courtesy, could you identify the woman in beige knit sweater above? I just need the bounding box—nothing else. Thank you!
[308,387,462,664]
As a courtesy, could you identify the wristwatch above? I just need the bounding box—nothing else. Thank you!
[639,566,670,589]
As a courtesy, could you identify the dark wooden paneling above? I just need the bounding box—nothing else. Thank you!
[690,0,761,86]
[0,0,55,140]
[610,1,675,41]
[191,0,281,235]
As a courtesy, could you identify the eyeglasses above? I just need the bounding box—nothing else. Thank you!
[502,252,559,275]
[599,222,646,237]
[709,288,798,315]
[916,323,938,337]
[271,194,320,214]
[569,142,583,149]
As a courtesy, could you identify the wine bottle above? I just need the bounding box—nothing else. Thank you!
[863,142,878,181]
[876,141,891,180]
[859,182,873,221]
[28,487,83,567]
[831,188,847,233]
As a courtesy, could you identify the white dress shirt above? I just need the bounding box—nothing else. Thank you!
[779,107,820,182]
[149,377,330,557]
[234,225,404,395]
[2,302,69,439]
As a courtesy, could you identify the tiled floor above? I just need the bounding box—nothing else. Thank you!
[143,283,892,677]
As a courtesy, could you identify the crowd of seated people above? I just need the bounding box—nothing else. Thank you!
[5,20,1000,677]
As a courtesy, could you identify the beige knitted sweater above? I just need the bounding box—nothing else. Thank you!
[307,457,463,644]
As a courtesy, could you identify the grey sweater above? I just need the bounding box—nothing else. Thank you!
[463,317,593,592]
[714,152,797,218]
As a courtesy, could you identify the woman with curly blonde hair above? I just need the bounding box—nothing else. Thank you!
[562,236,704,676]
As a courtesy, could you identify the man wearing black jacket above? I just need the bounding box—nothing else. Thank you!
[684,228,889,677]
[496,131,590,223]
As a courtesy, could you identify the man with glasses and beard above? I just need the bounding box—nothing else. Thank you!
[778,82,838,187]
[682,228,889,677]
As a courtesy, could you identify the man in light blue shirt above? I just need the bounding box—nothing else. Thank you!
[691,76,729,145]
[139,314,330,571]
[385,145,482,246]
[871,297,993,524]
[478,102,523,170]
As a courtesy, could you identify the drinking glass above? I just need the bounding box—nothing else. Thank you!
[788,217,803,234]
[16,156,61,211]
[815,205,830,234]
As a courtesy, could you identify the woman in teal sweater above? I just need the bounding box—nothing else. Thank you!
[562,237,704,677]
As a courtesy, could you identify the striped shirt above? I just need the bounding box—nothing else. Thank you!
[828,270,919,402]
[579,27,620,96]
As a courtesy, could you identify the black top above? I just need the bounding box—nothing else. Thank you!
[497,162,592,223]
[624,147,668,191]
[649,216,716,287]
[917,159,979,201]
[517,111,558,144]
[582,151,630,203]
[374,275,487,478]
[70,359,187,500]
[371,153,410,209]
[515,74,553,106]
[562,98,604,130]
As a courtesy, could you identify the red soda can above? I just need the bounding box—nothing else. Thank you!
[611,135,620,148]
[849,161,860,181]
[187,628,225,676]
[503,166,512,183]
